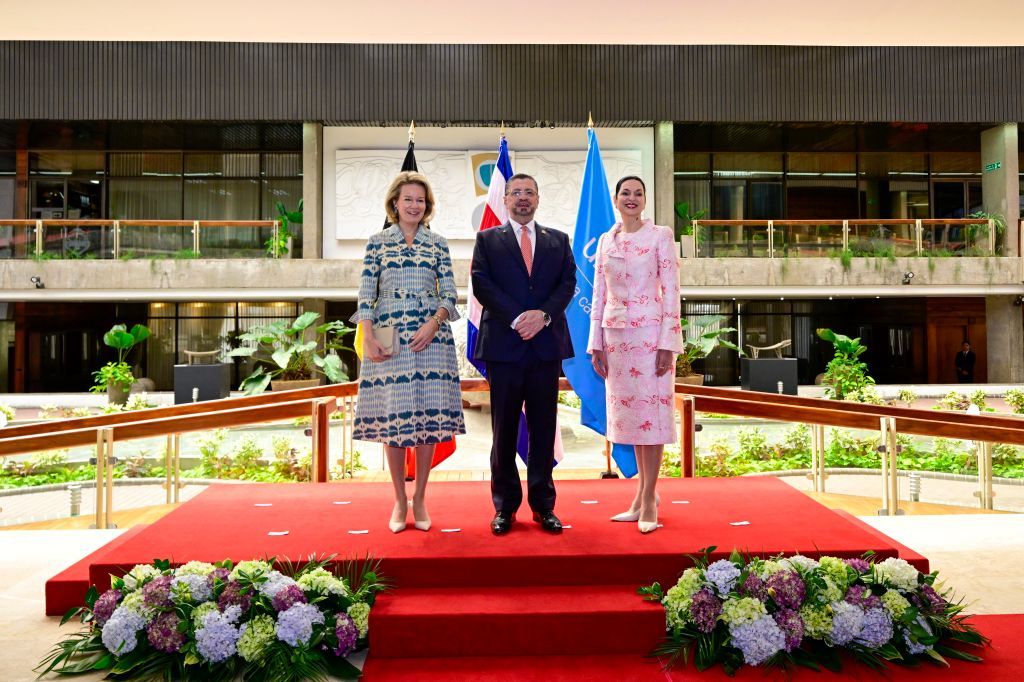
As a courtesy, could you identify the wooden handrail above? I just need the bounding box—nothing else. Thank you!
[675,384,1024,446]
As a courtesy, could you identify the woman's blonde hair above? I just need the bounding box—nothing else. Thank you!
[384,171,436,226]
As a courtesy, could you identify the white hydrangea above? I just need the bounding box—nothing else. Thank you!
[874,558,919,592]
[229,560,274,581]
[121,564,160,592]
[257,571,299,599]
[297,568,348,597]
[175,561,217,577]
[781,555,819,573]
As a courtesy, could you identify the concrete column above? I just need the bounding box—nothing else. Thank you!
[985,295,1024,383]
[653,122,674,229]
[980,124,1020,257]
[302,122,324,259]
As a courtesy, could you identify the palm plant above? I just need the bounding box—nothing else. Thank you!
[677,315,743,378]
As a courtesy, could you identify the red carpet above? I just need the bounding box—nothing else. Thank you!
[362,614,1024,680]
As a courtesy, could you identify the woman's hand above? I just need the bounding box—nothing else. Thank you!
[409,318,439,352]
[362,327,392,363]
[591,349,609,379]
[655,349,676,377]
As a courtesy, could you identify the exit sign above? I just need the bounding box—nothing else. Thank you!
[984,161,1002,172]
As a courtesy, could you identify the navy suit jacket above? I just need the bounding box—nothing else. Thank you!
[471,222,576,362]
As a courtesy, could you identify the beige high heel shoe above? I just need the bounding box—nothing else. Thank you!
[638,520,659,534]
[389,501,408,533]
[412,499,431,532]
[611,492,660,522]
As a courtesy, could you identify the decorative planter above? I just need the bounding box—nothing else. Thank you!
[678,236,696,259]
[106,383,130,405]
[676,374,705,386]
[271,378,321,392]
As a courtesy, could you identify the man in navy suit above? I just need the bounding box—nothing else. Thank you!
[471,173,576,535]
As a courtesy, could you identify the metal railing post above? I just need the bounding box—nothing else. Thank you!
[810,424,827,492]
[877,417,902,516]
[164,434,173,504]
[173,434,181,503]
[192,221,201,256]
[915,219,923,256]
[767,220,775,259]
[841,220,849,252]
[311,399,330,483]
[272,220,280,258]
[679,396,696,478]
[93,429,106,529]
[113,220,121,259]
[35,219,43,255]
[987,218,996,255]
[104,430,115,529]
[975,441,994,510]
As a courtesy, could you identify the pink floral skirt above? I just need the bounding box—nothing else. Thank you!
[603,326,676,446]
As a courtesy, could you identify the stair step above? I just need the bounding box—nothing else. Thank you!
[369,584,664,658]
[362,653,671,680]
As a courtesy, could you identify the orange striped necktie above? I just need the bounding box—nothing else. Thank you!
[520,225,533,275]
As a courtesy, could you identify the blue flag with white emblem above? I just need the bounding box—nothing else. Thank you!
[561,128,637,477]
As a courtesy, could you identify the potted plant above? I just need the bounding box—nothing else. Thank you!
[229,311,352,394]
[266,199,302,258]
[90,324,151,404]
[674,201,706,259]
[816,328,874,400]
[676,315,743,385]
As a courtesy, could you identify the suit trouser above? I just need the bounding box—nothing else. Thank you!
[487,351,559,514]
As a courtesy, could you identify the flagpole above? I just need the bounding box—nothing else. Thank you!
[602,439,618,479]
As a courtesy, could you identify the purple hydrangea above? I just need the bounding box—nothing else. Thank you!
[206,567,230,591]
[765,570,805,610]
[855,607,894,649]
[276,602,325,647]
[258,571,298,600]
[195,610,240,663]
[829,601,864,646]
[689,588,723,633]
[728,614,786,665]
[844,557,871,574]
[272,584,308,612]
[218,580,252,612]
[919,584,946,614]
[705,560,741,596]
[142,575,173,610]
[844,584,882,610]
[100,606,147,655]
[901,615,935,655]
[772,608,804,652]
[741,572,767,600]
[334,612,359,657]
[93,589,121,627]
[147,612,186,653]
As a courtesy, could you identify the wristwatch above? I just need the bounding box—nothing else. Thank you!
[541,312,551,326]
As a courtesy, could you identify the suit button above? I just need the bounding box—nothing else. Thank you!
[529,286,534,291]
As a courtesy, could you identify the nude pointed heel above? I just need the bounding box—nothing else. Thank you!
[389,501,408,534]
[610,510,641,522]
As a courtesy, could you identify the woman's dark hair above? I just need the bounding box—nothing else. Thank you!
[615,175,646,194]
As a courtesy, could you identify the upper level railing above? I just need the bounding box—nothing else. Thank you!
[692,218,1000,258]
[0,219,284,260]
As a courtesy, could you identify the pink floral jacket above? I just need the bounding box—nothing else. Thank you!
[587,219,683,353]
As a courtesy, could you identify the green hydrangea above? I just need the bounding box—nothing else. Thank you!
[881,589,911,619]
[347,602,370,638]
[818,556,850,590]
[297,568,348,597]
[754,560,785,578]
[237,614,276,662]
[800,604,833,639]
[175,561,217,577]
[120,590,155,618]
[721,597,767,626]
[192,602,219,627]
[230,560,273,581]
[820,576,843,603]
[663,568,704,625]
[121,564,160,592]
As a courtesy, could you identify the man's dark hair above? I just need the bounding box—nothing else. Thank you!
[505,173,538,194]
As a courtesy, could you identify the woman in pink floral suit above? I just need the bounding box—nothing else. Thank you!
[588,176,682,534]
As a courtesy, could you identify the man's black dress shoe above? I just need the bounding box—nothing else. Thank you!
[532,511,563,533]
[491,511,515,535]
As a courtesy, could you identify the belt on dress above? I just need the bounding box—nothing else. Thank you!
[378,288,439,299]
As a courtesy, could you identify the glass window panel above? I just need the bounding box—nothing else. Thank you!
[930,152,981,177]
[262,178,303,258]
[674,153,710,176]
[145,318,176,391]
[109,153,183,177]
[262,153,302,178]
[674,179,710,233]
[239,302,299,317]
[147,302,176,318]
[178,302,234,318]
[0,178,13,219]
[859,153,928,178]
[713,153,783,177]
[185,153,259,178]
[0,153,14,176]
[787,153,856,175]
[109,179,184,220]
[184,179,260,219]
[29,152,105,176]
[711,180,745,219]
[786,124,857,152]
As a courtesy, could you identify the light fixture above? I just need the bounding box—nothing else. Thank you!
[902,271,915,285]
[1014,296,1024,307]
[30,276,44,289]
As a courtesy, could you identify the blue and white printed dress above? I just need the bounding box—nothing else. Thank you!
[351,225,466,447]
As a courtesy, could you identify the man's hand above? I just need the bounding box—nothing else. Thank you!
[514,310,547,340]
[591,350,608,378]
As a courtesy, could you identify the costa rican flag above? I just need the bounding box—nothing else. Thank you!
[467,134,563,463]
[466,134,512,377]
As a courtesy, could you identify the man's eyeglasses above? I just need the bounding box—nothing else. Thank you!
[508,190,537,198]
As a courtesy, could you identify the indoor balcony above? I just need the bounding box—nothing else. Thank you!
[679,218,1024,298]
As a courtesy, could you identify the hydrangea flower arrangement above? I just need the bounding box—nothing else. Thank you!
[38,555,386,681]
[639,547,988,675]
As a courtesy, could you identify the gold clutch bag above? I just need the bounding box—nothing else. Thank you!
[372,326,396,355]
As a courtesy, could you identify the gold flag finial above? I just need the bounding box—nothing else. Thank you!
[500,120,506,138]
[587,111,594,128]
[408,120,416,141]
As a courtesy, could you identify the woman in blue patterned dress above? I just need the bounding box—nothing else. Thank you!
[352,172,465,533]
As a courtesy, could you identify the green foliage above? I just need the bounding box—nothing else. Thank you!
[0,404,15,421]
[266,198,303,257]
[89,361,135,393]
[91,323,151,393]
[1004,388,1024,414]
[673,201,706,239]
[969,390,987,410]
[557,391,582,409]
[896,388,918,407]
[677,315,744,377]
[816,328,874,400]
[229,311,353,394]
[839,248,852,270]
[937,391,971,411]
[38,404,93,419]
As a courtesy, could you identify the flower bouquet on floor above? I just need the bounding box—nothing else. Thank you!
[638,547,988,676]
[37,555,386,681]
